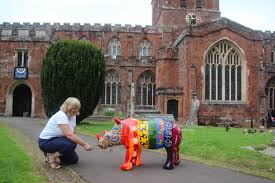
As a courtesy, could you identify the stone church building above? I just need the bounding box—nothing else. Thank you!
[0,0,275,126]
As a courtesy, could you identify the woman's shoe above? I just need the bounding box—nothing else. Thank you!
[49,161,62,169]
[48,153,62,169]
[45,153,60,163]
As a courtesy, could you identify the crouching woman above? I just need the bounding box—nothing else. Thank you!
[38,97,92,169]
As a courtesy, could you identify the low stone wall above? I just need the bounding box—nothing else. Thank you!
[198,115,262,128]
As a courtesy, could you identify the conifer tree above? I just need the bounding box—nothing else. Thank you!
[41,40,106,123]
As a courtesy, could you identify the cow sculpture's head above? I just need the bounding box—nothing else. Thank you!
[96,117,123,149]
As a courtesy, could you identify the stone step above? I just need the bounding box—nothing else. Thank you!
[134,109,161,115]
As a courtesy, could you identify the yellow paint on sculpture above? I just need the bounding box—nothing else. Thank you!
[136,120,149,148]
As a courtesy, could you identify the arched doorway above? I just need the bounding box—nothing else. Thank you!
[12,84,32,117]
[167,99,178,121]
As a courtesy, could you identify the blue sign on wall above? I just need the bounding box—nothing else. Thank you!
[14,67,28,79]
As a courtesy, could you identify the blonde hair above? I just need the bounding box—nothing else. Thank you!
[60,97,81,115]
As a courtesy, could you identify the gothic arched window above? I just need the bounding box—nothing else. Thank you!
[108,37,121,59]
[101,70,122,105]
[137,71,156,106]
[266,78,275,110]
[138,40,151,57]
[15,49,29,67]
[204,40,245,102]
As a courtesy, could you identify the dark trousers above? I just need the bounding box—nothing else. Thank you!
[38,137,79,165]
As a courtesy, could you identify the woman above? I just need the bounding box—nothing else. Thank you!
[38,97,92,169]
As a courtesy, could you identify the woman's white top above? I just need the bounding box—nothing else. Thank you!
[39,110,76,139]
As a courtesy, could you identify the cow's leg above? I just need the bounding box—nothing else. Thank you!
[134,145,142,167]
[121,139,139,171]
[173,146,180,166]
[120,146,133,171]
[129,142,142,167]
[163,147,174,170]
[172,124,182,166]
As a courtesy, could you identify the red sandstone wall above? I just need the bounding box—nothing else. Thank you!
[156,60,179,88]
[177,28,264,125]
[0,41,48,117]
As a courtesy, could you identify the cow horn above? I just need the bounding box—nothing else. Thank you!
[114,117,121,124]
[96,134,102,140]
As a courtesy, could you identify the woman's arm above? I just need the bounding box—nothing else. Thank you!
[59,124,92,151]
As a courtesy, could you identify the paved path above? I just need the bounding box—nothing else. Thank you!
[1,117,274,183]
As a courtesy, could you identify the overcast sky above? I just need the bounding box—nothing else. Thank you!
[0,0,274,31]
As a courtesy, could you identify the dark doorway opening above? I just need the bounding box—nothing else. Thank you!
[167,99,178,121]
[12,84,31,117]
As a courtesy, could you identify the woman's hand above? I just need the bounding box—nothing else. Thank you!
[59,124,93,151]
[83,143,92,151]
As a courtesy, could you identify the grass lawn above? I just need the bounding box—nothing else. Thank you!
[77,120,275,180]
[0,123,46,183]
[77,120,114,136]
[181,126,275,180]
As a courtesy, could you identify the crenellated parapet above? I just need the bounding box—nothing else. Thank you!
[0,22,53,42]
[0,22,159,42]
[262,30,275,40]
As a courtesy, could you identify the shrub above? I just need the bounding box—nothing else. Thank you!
[40,40,106,123]
[104,108,115,116]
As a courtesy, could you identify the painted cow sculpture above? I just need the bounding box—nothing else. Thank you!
[96,117,182,171]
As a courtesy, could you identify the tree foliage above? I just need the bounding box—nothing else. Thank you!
[40,40,106,122]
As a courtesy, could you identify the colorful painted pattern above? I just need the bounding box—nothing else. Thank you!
[136,118,171,149]
[97,117,182,171]
[163,119,173,148]
[105,124,122,146]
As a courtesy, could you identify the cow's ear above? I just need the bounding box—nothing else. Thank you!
[114,117,121,125]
